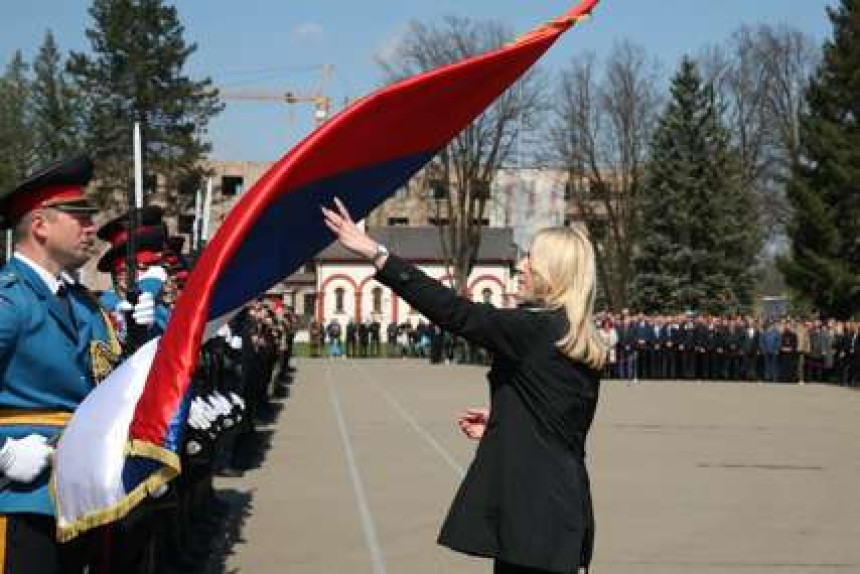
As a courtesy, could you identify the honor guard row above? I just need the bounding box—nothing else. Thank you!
[0,154,300,573]
[0,155,245,573]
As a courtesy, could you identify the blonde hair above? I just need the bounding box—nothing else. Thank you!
[527,226,607,370]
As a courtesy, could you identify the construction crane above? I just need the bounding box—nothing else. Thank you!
[220,64,333,126]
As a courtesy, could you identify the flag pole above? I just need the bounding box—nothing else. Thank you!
[127,121,143,291]
[133,122,144,210]
[125,121,147,354]
[201,177,213,247]
[192,185,202,252]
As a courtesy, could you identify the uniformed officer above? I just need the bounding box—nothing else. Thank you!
[160,235,189,306]
[95,208,175,572]
[96,206,170,344]
[0,155,122,573]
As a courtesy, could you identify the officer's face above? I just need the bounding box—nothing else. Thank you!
[37,207,96,270]
[112,267,129,297]
[162,277,178,305]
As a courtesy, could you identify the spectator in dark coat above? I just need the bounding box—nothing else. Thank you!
[370,320,382,356]
[345,319,357,357]
[779,321,799,383]
[386,321,399,357]
[739,319,760,381]
[679,317,698,379]
[358,320,370,357]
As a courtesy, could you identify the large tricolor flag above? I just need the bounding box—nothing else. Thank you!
[53,0,601,541]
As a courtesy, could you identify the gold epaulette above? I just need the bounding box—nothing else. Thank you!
[91,308,123,384]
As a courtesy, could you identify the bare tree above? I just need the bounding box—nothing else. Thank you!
[700,31,771,201]
[756,25,818,170]
[699,24,817,236]
[549,41,661,310]
[378,16,545,292]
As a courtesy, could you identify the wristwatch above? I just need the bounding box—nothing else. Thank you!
[371,243,390,266]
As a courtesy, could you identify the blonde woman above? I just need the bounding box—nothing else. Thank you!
[323,198,605,574]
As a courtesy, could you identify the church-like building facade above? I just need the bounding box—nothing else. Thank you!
[311,226,516,331]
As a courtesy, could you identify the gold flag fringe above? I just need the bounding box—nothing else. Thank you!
[52,439,181,543]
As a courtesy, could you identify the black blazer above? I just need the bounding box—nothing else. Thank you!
[376,255,600,573]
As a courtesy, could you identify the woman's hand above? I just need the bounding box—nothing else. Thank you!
[457,407,490,440]
[322,197,381,262]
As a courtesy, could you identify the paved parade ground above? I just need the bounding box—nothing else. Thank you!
[206,359,860,574]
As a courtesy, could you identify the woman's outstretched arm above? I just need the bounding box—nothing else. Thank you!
[322,198,539,360]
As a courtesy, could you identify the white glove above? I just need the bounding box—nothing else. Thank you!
[214,396,235,427]
[205,393,221,410]
[229,336,243,350]
[201,401,218,423]
[194,398,219,427]
[0,435,54,483]
[229,392,245,409]
[187,399,209,430]
[197,398,214,423]
[187,409,206,430]
[138,266,167,299]
[132,292,156,327]
[209,393,232,416]
[139,265,168,284]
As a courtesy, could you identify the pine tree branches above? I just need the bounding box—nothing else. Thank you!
[779,0,860,318]
[632,59,760,315]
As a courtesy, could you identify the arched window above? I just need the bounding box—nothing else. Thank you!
[482,287,493,304]
[334,287,345,313]
[303,293,316,318]
[372,287,383,314]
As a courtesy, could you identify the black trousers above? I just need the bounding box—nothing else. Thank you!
[0,514,92,574]
[494,559,586,574]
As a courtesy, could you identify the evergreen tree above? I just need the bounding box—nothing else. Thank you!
[778,0,860,319]
[632,58,760,315]
[31,31,85,165]
[0,52,35,193]
[67,0,223,212]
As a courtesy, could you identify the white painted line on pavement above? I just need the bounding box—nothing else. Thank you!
[355,362,466,479]
[326,364,388,574]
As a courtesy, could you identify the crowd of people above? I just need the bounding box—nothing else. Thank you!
[305,311,860,388]
[595,313,860,386]
[307,317,492,365]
